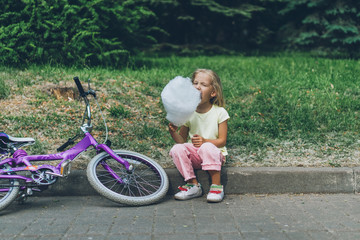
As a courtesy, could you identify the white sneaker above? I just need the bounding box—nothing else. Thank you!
[174,183,202,200]
[207,184,224,203]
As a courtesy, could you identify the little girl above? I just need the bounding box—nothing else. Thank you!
[168,69,229,203]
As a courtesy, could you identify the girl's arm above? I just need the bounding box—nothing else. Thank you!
[191,120,228,148]
[168,123,189,143]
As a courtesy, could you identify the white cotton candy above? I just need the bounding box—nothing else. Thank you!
[161,76,201,126]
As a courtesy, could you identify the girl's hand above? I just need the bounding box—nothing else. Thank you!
[191,134,204,147]
[168,123,178,133]
[169,124,189,144]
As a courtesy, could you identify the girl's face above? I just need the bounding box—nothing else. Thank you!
[192,72,216,104]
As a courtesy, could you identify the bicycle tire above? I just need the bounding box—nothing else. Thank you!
[87,150,169,206]
[0,176,20,211]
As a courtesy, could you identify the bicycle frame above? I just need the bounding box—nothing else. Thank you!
[0,132,132,185]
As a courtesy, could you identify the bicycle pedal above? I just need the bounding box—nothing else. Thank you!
[27,188,33,196]
[16,193,28,204]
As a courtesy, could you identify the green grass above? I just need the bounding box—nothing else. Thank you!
[1,54,360,167]
[0,78,10,99]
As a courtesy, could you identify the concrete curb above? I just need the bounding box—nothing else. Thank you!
[40,167,360,196]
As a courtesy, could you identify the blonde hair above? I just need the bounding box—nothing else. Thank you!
[191,69,225,107]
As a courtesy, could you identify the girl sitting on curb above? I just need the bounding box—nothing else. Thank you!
[168,69,230,203]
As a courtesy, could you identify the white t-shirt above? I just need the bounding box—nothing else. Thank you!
[184,105,230,156]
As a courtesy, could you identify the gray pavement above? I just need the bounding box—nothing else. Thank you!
[2,193,360,240]
[3,167,360,240]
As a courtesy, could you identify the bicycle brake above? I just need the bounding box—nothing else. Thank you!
[16,188,33,204]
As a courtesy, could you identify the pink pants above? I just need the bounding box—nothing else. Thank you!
[169,142,225,181]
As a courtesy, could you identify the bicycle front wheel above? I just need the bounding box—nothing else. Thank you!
[87,150,169,206]
[0,175,20,211]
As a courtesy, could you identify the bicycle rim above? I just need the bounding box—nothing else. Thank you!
[0,177,20,211]
[87,150,169,206]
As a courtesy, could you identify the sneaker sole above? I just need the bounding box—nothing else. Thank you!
[174,193,203,201]
[207,195,224,203]
[207,198,223,203]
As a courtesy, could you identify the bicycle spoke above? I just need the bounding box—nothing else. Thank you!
[97,160,160,196]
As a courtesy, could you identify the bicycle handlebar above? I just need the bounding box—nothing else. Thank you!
[73,76,92,133]
[73,76,86,97]
[57,76,107,151]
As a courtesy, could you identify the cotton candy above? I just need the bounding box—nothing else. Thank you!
[161,76,201,126]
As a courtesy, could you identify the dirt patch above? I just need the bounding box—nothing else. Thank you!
[50,87,78,100]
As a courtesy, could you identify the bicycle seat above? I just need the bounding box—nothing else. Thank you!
[0,132,35,154]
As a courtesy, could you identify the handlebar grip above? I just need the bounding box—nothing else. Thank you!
[57,138,74,152]
[57,142,68,152]
[73,76,86,97]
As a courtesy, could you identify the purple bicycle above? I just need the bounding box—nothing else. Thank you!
[0,77,169,210]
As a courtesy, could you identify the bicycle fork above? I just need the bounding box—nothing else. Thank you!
[94,141,134,184]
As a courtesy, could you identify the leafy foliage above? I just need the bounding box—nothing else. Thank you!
[0,0,157,66]
[146,0,269,51]
[279,0,360,57]
[1,0,360,65]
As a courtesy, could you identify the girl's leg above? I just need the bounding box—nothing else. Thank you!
[208,170,221,185]
[197,142,224,183]
[170,143,203,200]
[197,142,225,202]
[169,143,202,182]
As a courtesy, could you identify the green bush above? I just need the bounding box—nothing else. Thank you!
[0,0,157,66]
[279,0,360,57]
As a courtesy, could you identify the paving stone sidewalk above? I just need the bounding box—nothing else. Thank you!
[2,193,360,240]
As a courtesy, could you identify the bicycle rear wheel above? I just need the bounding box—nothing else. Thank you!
[0,175,20,211]
[87,150,169,206]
